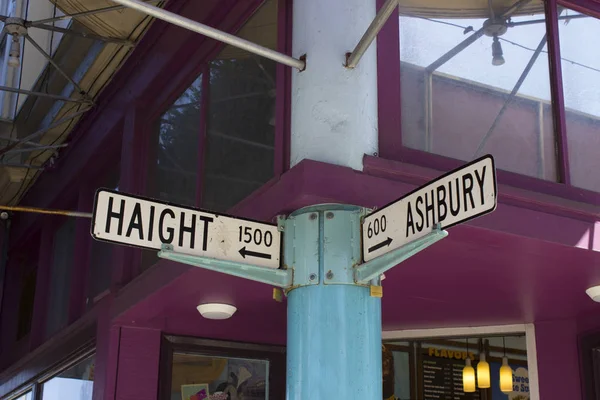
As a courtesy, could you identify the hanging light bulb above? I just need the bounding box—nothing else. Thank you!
[500,337,513,393]
[492,35,505,66]
[477,353,491,388]
[8,34,20,68]
[463,339,476,392]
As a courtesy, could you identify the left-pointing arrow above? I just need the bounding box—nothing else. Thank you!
[368,237,392,253]
[239,246,272,260]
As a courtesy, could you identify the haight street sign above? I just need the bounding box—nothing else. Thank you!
[91,189,281,269]
[362,155,497,262]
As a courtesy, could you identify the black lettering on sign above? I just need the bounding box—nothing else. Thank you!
[415,196,424,232]
[424,189,435,228]
[449,178,461,217]
[474,166,487,206]
[159,209,175,244]
[199,216,213,251]
[126,202,144,240]
[106,196,125,235]
[148,205,156,241]
[436,185,447,223]
[462,173,475,212]
[406,203,415,237]
[179,212,196,249]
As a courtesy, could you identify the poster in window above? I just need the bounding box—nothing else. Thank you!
[181,383,210,400]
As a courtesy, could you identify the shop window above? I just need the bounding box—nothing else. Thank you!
[149,75,203,207]
[40,353,95,400]
[9,391,32,400]
[384,335,529,399]
[16,254,38,341]
[46,218,76,338]
[556,8,600,192]
[202,0,277,212]
[87,166,120,307]
[399,1,556,181]
[162,336,285,400]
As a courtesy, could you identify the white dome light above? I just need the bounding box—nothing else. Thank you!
[196,303,237,320]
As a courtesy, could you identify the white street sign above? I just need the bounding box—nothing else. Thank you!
[91,189,281,269]
[362,155,497,261]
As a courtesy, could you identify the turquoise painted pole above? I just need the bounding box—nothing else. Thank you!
[283,205,382,399]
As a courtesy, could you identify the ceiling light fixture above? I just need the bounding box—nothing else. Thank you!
[492,35,505,66]
[500,337,514,393]
[8,34,21,68]
[196,303,237,320]
[463,338,476,392]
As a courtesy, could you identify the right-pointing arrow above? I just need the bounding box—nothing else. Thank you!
[368,237,392,253]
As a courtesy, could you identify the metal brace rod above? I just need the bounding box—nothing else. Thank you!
[0,107,91,157]
[2,143,68,155]
[32,24,135,47]
[0,85,91,104]
[110,0,306,71]
[354,225,448,283]
[24,34,90,98]
[346,0,399,68]
[0,204,91,217]
[158,244,293,288]
[427,28,484,72]
[27,0,163,26]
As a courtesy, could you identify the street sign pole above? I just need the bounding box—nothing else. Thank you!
[156,204,447,399]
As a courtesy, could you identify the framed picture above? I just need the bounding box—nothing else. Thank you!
[181,383,210,400]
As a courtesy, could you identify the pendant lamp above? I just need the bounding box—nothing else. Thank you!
[463,339,476,392]
[477,353,491,388]
[499,337,513,393]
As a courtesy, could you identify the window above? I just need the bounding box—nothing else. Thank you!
[40,353,95,400]
[149,75,202,207]
[9,391,32,400]
[384,334,529,399]
[556,8,600,192]
[202,0,277,212]
[46,218,76,338]
[16,253,38,340]
[162,336,285,400]
[398,1,556,181]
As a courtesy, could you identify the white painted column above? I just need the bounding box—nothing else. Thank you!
[291,0,379,171]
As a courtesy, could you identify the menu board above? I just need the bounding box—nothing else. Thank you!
[421,354,481,400]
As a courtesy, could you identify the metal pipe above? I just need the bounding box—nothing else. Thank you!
[345,0,399,69]
[0,205,92,218]
[31,24,135,47]
[110,0,306,70]
[2,143,68,154]
[424,71,433,151]
[508,14,588,27]
[27,0,163,26]
[0,107,91,156]
[473,35,547,158]
[426,28,484,72]
[537,101,545,179]
[0,85,91,104]
[24,34,89,98]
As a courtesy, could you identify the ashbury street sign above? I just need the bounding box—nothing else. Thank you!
[91,189,281,269]
[362,155,497,261]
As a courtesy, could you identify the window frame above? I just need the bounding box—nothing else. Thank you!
[159,335,286,400]
[376,0,600,204]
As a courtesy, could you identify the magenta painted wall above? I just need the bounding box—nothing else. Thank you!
[536,319,582,399]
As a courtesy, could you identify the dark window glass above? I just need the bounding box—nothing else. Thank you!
[41,354,95,400]
[149,75,202,207]
[202,0,277,212]
[556,8,600,192]
[399,1,556,181]
[16,261,37,340]
[46,218,76,338]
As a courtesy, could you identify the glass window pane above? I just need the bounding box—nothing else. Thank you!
[149,75,202,207]
[171,352,269,400]
[41,354,95,400]
[12,391,32,400]
[46,218,76,338]
[399,1,556,180]
[557,9,600,192]
[202,0,277,212]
